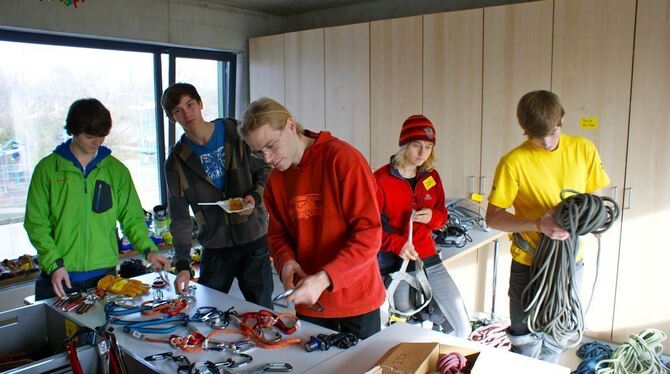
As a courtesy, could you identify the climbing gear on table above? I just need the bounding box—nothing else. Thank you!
[304,332,358,352]
[572,341,613,374]
[144,352,192,373]
[595,329,669,374]
[190,354,253,373]
[272,288,324,312]
[223,362,293,374]
[230,310,303,349]
[97,274,150,297]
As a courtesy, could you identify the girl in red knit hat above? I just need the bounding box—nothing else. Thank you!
[374,114,471,338]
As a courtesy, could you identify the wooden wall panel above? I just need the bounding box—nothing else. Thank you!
[552,0,635,341]
[249,34,285,103]
[614,0,670,353]
[325,23,370,160]
[370,16,423,170]
[423,9,483,199]
[285,28,325,131]
[480,0,553,320]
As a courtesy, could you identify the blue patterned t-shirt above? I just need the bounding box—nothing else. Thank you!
[183,119,225,190]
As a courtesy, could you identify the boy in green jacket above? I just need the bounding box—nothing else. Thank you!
[24,98,170,301]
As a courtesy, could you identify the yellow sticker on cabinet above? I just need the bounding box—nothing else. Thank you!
[470,192,483,203]
[579,116,599,130]
[422,176,436,190]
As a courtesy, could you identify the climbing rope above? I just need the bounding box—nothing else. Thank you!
[595,329,669,374]
[522,190,620,348]
[468,320,511,350]
[572,341,613,374]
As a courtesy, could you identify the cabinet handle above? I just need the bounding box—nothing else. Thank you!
[479,176,487,195]
[624,187,632,209]
[610,186,618,200]
[469,176,476,195]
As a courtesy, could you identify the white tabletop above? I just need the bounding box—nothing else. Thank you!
[45,272,343,373]
[439,228,506,264]
[306,323,570,374]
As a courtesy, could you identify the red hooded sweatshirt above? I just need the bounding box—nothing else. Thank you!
[263,130,386,318]
[374,164,448,259]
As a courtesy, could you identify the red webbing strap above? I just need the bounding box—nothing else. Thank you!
[65,340,84,374]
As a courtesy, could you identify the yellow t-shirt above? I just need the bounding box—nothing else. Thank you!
[488,133,610,265]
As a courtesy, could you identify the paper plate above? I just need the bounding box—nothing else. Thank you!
[198,198,253,213]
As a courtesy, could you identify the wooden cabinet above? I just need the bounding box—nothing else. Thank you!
[552,0,635,341]
[370,16,423,169]
[249,34,284,103]
[423,9,482,200]
[479,0,554,317]
[325,23,370,160]
[423,8,484,312]
[285,28,325,131]
[613,0,670,353]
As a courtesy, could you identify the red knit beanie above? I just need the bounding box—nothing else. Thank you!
[399,114,436,146]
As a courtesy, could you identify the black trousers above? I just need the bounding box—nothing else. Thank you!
[198,246,274,309]
[298,308,381,340]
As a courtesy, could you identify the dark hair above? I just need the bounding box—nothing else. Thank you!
[64,98,112,136]
[161,83,202,120]
[517,90,565,138]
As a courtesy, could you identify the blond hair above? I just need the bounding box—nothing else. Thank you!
[391,143,436,174]
[239,97,303,138]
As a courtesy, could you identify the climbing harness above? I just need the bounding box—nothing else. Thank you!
[386,210,433,317]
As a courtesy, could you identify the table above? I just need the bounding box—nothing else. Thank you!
[44,272,342,374]
[440,228,506,318]
[306,322,571,374]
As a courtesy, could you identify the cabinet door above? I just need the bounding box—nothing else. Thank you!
[552,0,635,341]
[249,34,285,103]
[370,16,423,170]
[480,0,553,318]
[481,1,553,198]
[614,0,670,353]
[423,9,482,199]
[325,23,370,161]
[285,28,325,131]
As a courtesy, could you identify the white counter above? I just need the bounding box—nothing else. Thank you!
[306,322,570,374]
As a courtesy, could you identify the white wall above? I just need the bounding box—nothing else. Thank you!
[0,0,283,113]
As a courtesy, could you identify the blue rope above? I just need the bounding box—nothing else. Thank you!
[572,341,614,374]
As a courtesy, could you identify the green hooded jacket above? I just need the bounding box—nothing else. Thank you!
[24,141,157,274]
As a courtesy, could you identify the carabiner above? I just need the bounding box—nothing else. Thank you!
[225,353,253,368]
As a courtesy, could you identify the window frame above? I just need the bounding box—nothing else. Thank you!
[0,28,237,204]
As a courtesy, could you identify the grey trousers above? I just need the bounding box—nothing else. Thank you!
[508,260,584,363]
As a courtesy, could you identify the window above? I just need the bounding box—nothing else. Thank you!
[0,30,236,262]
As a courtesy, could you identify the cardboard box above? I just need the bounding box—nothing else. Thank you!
[366,342,480,374]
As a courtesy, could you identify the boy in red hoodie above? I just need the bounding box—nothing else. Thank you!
[239,97,385,339]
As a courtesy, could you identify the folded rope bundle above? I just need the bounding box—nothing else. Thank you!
[595,329,669,374]
[522,190,620,349]
[468,320,511,350]
[437,352,467,374]
[572,341,614,374]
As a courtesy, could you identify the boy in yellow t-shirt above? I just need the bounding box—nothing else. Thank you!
[486,90,609,362]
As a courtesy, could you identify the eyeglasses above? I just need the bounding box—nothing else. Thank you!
[250,126,286,160]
